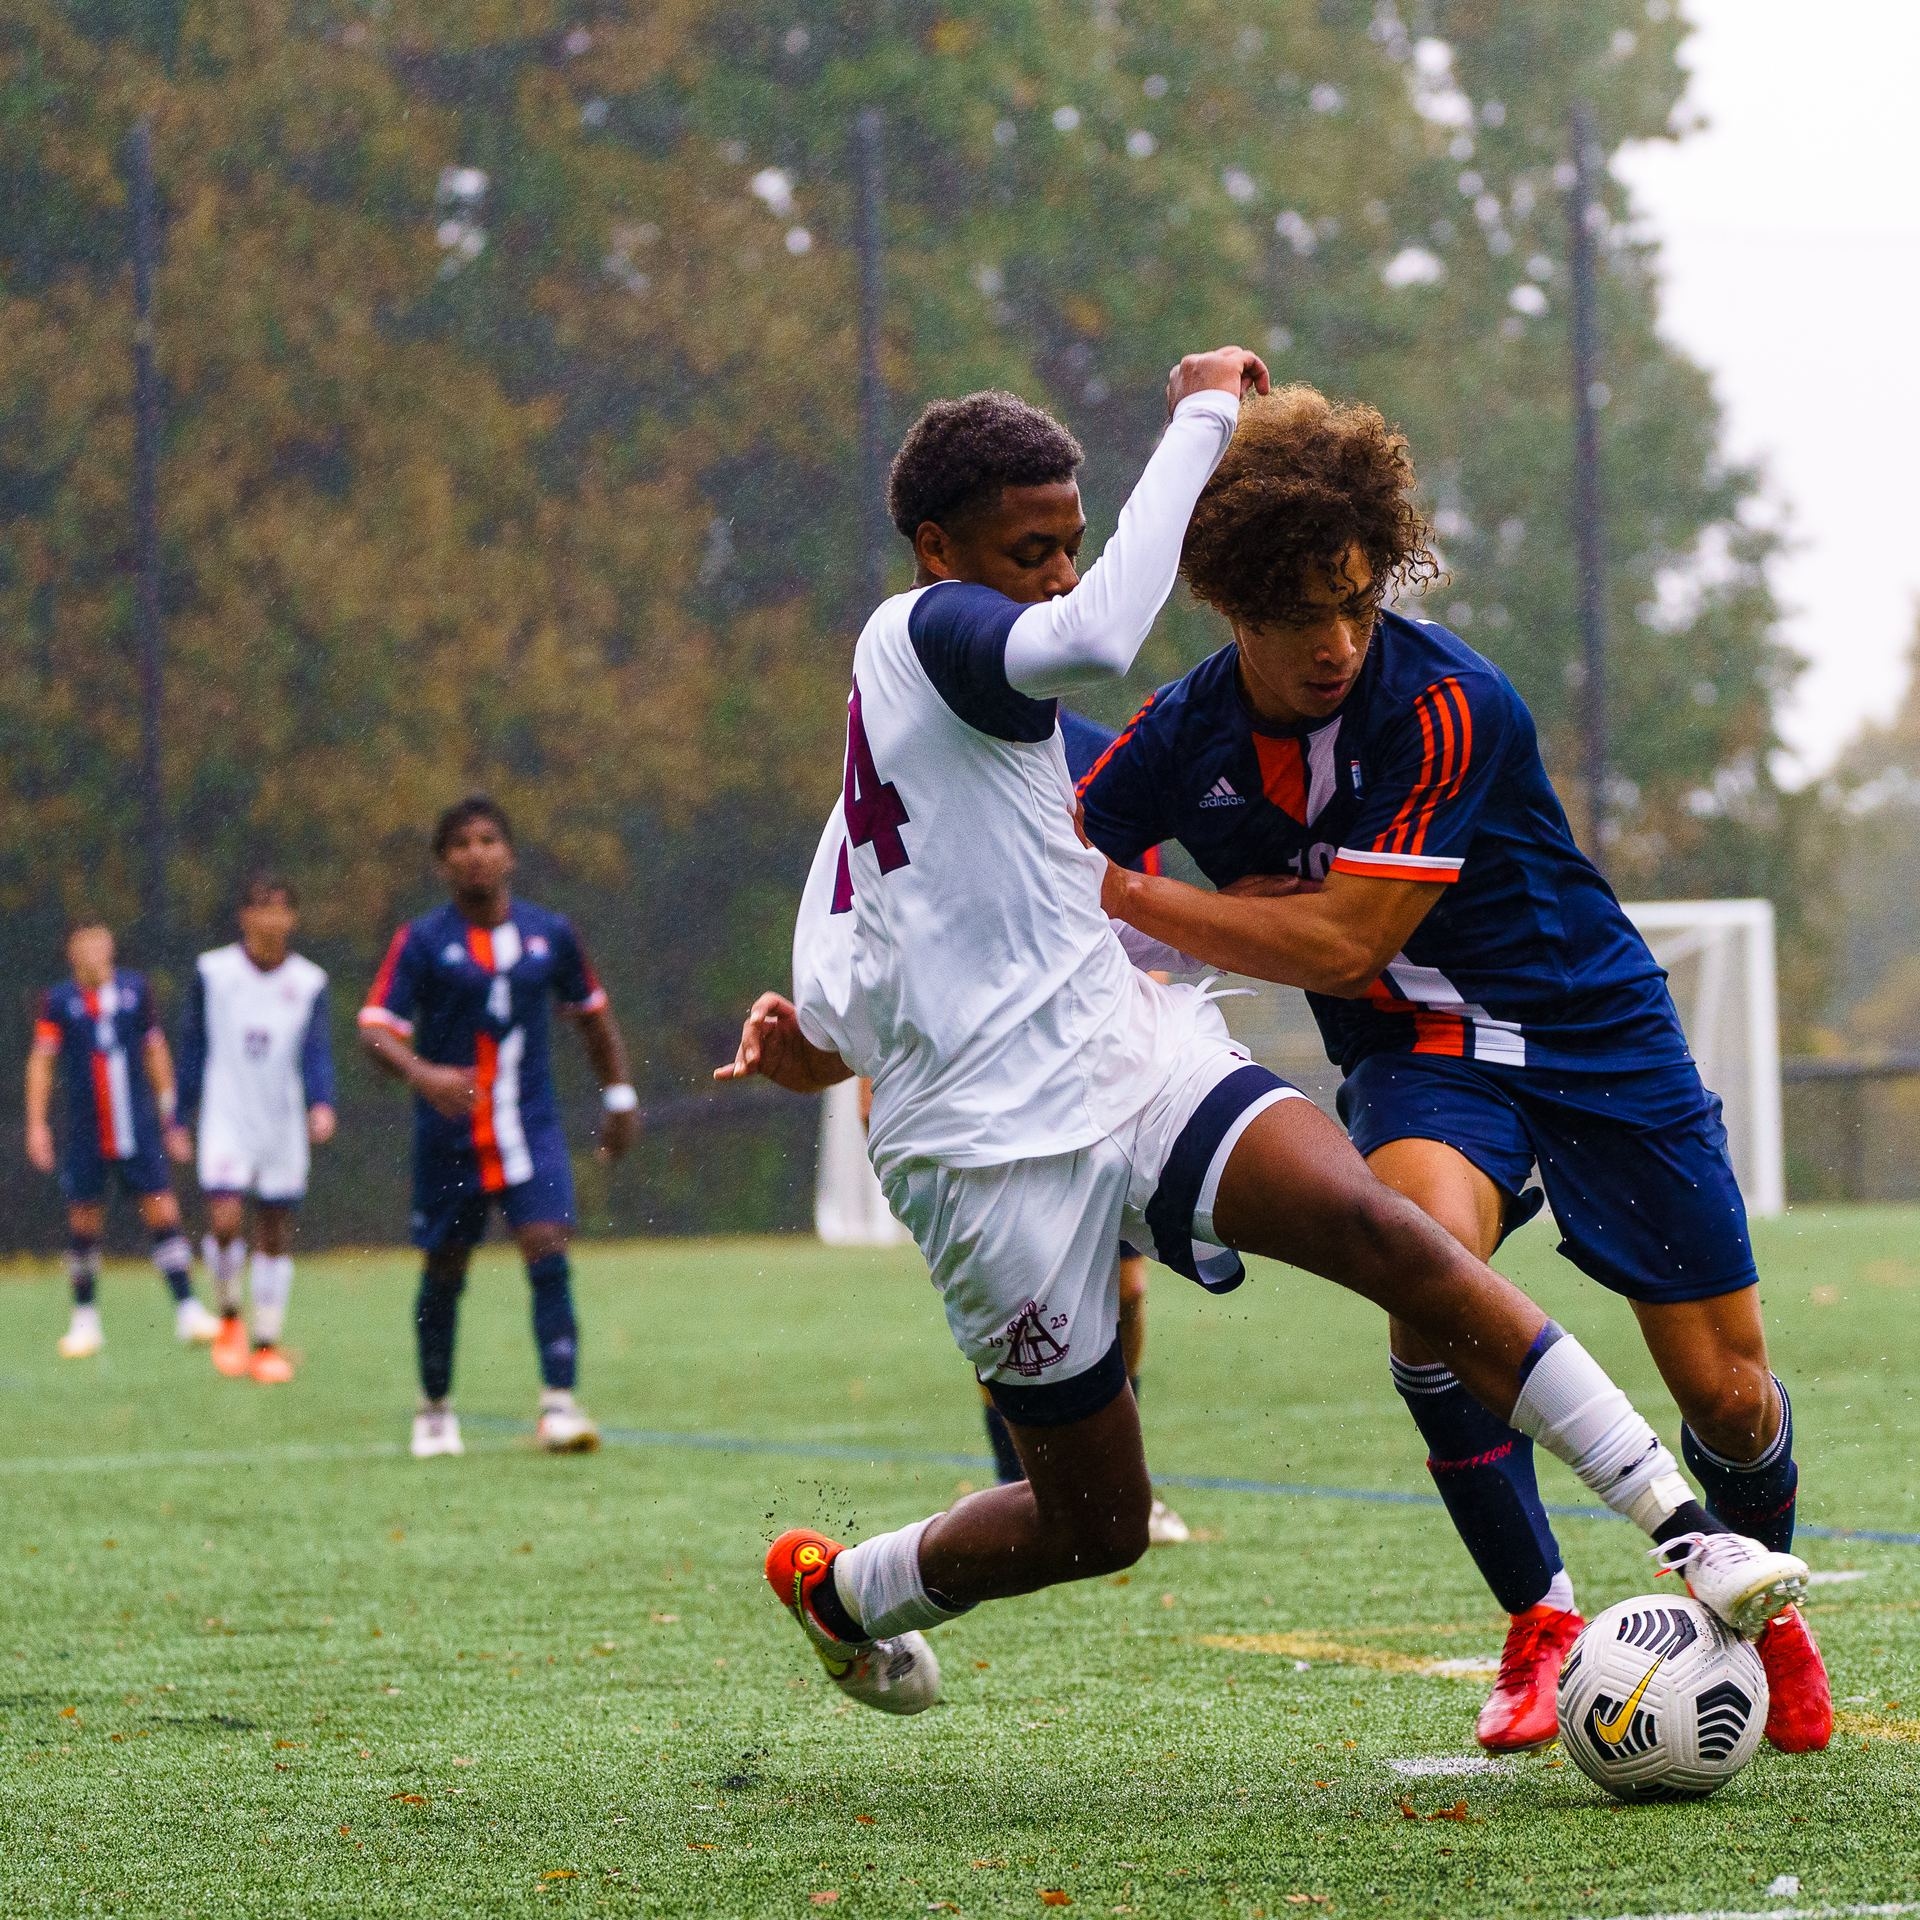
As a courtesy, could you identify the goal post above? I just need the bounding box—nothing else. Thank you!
[1622,898,1785,1219]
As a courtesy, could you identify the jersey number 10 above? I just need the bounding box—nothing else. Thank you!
[831,680,912,914]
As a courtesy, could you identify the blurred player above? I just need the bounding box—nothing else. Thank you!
[720,353,1805,1719]
[168,874,336,1384]
[359,796,637,1458]
[1085,384,1830,1753]
[25,919,220,1357]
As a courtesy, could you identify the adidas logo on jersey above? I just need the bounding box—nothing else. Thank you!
[1197,776,1245,809]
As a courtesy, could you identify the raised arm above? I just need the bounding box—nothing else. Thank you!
[1001,348,1267,695]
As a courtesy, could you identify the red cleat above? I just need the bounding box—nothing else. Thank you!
[765,1528,851,1643]
[1476,1603,1586,1752]
[211,1314,251,1378]
[1757,1605,1832,1752]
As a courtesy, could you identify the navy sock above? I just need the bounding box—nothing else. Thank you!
[1682,1377,1798,1552]
[149,1229,193,1304]
[415,1264,466,1402]
[528,1252,578,1390]
[1393,1355,1564,1616]
[982,1401,1024,1484]
[67,1237,100,1307]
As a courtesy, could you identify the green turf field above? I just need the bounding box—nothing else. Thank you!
[4,1210,1917,1919]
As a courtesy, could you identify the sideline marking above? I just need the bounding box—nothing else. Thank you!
[1578,1906,1920,1920]
[8,1417,1920,1555]
[1387,1754,1512,1778]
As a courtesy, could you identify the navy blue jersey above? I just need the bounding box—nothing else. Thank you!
[1077,612,1686,1073]
[358,900,606,1190]
[33,970,165,1162]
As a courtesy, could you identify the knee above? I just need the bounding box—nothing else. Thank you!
[520,1224,569,1266]
[421,1253,468,1298]
[1681,1366,1777,1458]
[1060,1489,1151,1577]
[1116,1258,1148,1315]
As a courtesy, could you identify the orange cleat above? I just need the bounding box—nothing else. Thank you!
[763,1527,940,1714]
[1757,1605,1832,1752]
[248,1344,295,1386]
[211,1314,251,1378]
[1476,1603,1586,1752]
[766,1529,852,1643]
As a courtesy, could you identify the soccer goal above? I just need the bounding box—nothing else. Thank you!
[813,1076,910,1247]
[1623,898,1785,1218]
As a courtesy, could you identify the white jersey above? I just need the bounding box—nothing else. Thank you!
[791,389,1239,1179]
[182,945,331,1199]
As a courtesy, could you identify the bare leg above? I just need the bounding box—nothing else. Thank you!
[918,1386,1151,1606]
[1116,1254,1149,1379]
[1632,1290,1779,1460]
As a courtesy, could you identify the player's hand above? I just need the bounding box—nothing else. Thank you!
[1220,872,1324,899]
[307,1103,338,1145]
[164,1122,194,1164]
[25,1120,55,1174]
[410,1061,478,1119]
[714,992,849,1094]
[1166,345,1270,416]
[597,1106,638,1162]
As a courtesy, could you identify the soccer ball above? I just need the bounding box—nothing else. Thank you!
[1556,1594,1768,1801]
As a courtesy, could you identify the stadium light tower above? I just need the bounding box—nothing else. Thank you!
[853,106,888,613]
[126,117,169,945]
[1566,100,1610,864]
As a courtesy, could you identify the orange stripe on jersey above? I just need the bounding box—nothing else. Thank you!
[1405,679,1473,856]
[1140,844,1163,877]
[1412,1011,1467,1056]
[1377,679,1471,856]
[364,926,410,1014]
[466,925,496,972]
[32,1018,63,1055]
[1074,691,1157,799]
[1364,977,1418,1017]
[1330,851,1463,884]
[471,1031,506,1192]
[82,990,118,1157]
[1252,733,1309,821]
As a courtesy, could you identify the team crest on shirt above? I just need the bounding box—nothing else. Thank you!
[1350,759,1364,793]
[527,935,549,957]
[442,941,467,965]
[1000,1300,1069,1378]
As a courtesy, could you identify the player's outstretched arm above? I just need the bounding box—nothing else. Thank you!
[713,992,852,1094]
[1102,863,1443,997]
[1000,347,1268,697]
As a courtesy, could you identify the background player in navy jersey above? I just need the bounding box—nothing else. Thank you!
[1084,384,1831,1755]
[359,796,638,1458]
[25,919,222,1358]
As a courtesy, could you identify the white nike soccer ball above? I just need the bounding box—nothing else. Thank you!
[1556,1594,1768,1801]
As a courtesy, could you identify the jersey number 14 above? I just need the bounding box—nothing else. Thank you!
[831,680,911,913]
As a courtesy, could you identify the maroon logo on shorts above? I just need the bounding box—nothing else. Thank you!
[1002,1300,1069,1378]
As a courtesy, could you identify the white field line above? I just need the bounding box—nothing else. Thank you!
[1387,1754,1511,1777]
[1805,1568,1874,1585]
[1578,1905,1920,1920]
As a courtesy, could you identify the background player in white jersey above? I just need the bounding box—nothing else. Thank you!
[721,348,1807,1717]
[168,874,336,1385]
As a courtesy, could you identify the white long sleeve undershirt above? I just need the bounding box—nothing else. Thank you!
[1002,389,1241,696]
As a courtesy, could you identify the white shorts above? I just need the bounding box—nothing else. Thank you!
[882,1000,1303,1421]
[198,1108,309,1205]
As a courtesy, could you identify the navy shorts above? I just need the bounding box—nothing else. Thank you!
[1338,1052,1758,1305]
[60,1139,171,1207]
[410,1127,575,1253]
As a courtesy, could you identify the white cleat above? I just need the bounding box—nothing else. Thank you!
[410,1406,465,1459]
[1148,1496,1192,1546]
[766,1532,941,1716]
[175,1297,223,1344]
[58,1306,104,1359]
[536,1402,600,1452]
[1654,1529,1809,1637]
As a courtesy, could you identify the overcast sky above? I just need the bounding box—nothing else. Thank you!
[1615,0,1920,782]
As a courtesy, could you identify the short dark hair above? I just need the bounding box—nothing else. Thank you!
[1181,384,1440,628]
[432,794,514,858]
[886,390,1084,540]
[238,871,297,911]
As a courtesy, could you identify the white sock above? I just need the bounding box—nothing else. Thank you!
[1508,1332,1692,1536]
[249,1252,293,1344]
[205,1236,247,1316]
[832,1516,966,1639]
[1541,1569,1577,1614]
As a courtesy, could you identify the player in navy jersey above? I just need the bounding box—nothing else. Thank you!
[24,919,222,1357]
[359,796,638,1458]
[1085,384,1830,1753]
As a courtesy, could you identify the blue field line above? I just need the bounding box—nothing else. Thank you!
[465,1416,1920,1549]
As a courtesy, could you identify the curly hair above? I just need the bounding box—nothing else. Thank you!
[1180,385,1440,627]
[886,390,1085,540]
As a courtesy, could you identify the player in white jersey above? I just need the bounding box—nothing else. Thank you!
[168,874,336,1384]
[721,347,1807,1718]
